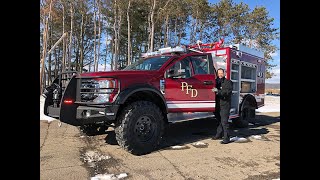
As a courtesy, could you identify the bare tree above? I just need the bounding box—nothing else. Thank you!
[79,10,85,72]
[112,0,117,70]
[54,48,59,77]
[115,5,122,70]
[110,35,114,70]
[127,0,131,65]
[112,0,122,70]
[104,21,109,71]
[48,17,54,83]
[93,0,97,71]
[68,2,74,71]
[164,13,169,47]
[40,0,53,94]
[148,0,156,52]
[156,0,172,48]
[40,16,48,93]
[174,18,177,45]
[97,0,102,71]
[190,9,199,44]
[61,0,66,72]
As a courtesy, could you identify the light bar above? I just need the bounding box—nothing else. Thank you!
[141,46,186,58]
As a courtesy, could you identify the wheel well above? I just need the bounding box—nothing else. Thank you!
[240,94,258,111]
[118,91,168,122]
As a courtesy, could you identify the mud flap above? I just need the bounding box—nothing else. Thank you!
[59,76,81,126]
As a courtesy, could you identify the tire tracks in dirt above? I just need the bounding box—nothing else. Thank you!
[78,129,122,177]
[158,151,188,179]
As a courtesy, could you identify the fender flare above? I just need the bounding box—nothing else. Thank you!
[240,94,258,112]
[115,84,168,113]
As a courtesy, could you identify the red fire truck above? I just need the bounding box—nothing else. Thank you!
[43,40,265,155]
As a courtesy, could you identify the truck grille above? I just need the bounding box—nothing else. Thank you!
[78,78,118,104]
[80,79,99,102]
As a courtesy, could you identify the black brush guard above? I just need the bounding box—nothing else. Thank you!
[43,71,119,126]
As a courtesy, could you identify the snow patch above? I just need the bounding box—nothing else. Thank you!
[116,173,128,179]
[192,142,207,146]
[257,96,280,113]
[230,136,250,143]
[257,105,280,113]
[40,95,58,122]
[91,173,128,180]
[251,135,262,140]
[82,150,111,167]
[191,141,208,148]
[169,145,189,150]
[249,135,270,141]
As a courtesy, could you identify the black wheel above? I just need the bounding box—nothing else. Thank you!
[233,101,256,128]
[115,101,165,155]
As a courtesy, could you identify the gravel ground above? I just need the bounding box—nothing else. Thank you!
[41,112,280,180]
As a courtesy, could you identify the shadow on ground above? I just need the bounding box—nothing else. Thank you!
[158,114,280,149]
[84,114,280,152]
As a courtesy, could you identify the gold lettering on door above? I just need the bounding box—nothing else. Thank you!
[181,82,198,98]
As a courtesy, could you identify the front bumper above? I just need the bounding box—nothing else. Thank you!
[44,74,121,126]
[76,105,119,123]
[47,104,119,125]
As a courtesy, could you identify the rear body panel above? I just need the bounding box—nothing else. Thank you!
[229,49,265,109]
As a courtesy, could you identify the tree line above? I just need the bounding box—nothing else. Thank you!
[40,0,279,91]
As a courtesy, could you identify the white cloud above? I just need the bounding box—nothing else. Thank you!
[266,65,280,83]
[270,52,278,57]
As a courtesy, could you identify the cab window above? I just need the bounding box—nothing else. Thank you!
[190,56,209,75]
[165,58,192,78]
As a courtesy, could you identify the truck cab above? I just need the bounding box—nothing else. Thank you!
[43,42,265,155]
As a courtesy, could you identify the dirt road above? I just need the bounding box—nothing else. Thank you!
[40,112,280,180]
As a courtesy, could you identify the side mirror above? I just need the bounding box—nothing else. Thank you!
[168,69,175,75]
[167,69,174,78]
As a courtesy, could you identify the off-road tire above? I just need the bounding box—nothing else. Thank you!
[233,101,256,128]
[115,101,165,155]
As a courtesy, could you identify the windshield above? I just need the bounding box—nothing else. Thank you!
[123,56,171,70]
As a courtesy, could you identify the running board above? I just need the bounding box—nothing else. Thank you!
[167,112,238,123]
[167,112,215,123]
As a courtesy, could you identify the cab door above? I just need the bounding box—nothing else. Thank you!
[164,54,216,113]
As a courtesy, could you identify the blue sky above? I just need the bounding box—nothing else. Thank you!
[98,0,280,83]
[209,0,280,83]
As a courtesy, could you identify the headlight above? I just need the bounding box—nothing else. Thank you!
[93,81,114,103]
[97,80,113,88]
[80,78,119,104]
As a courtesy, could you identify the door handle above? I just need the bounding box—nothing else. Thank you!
[203,80,213,85]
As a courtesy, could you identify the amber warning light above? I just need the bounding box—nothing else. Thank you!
[64,99,73,104]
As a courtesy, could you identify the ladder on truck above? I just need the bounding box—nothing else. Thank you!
[140,39,225,58]
[186,39,224,53]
